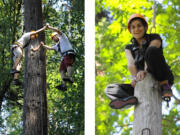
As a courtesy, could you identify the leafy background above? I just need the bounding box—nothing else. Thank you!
[0,0,84,135]
[95,0,180,135]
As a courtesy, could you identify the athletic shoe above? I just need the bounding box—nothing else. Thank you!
[56,84,67,91]
[10,69,20,74]
[63,77,73,84]
[12,79,22,85]
[109,96,138,109]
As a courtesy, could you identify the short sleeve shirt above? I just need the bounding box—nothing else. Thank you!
[52,44,62,57]
[125,34,162,58]
[125,33,162,70]
[52,32,73,57]
[17,32,31,48]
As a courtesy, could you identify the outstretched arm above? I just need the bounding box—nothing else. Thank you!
[31,44,41,52]
[30,25,47,36]
[40,42,54,50]
[46,24,62,35]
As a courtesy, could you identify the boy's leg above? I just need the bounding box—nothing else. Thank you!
[12,60,22,85]
[67,66,73,79]
[56,61,67,91]
[12,73,22,85]
[56,70,67,91]
[60,70,67,85]
[11,47,23,74]
[65,66,73,83]
[63,54,75,83]
[14,73,19,80]
[13,54,23,70]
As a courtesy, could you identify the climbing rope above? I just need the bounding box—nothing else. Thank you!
[150,0,156,33]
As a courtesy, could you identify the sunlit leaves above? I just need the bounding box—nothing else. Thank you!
[96,0,180,135]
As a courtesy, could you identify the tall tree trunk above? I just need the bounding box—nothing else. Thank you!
[133,73,162,135]
[23,0,47,134]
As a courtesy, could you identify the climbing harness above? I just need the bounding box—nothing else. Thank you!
[14,41,24,51]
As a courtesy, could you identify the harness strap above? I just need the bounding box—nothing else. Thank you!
[57,42,62,54]
[14,42,24,52]
[62,50,75,57]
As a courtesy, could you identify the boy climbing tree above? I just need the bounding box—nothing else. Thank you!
[10,26,47,85]
[32,24,75,91]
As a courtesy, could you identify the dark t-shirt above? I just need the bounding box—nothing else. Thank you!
[125,34,162,70]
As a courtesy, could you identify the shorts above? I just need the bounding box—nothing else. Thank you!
[59,54,75,72]
[12,46,23,61]
[12,46,23,70]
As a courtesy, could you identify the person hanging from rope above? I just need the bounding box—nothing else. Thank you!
[32,25,75,91]
[10,26,47,85]
[105,14,174,109]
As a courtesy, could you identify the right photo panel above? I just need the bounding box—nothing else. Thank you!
[95,0,180,135]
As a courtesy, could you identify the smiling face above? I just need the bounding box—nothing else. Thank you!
[52,34,59,42]
[130,19,147,40]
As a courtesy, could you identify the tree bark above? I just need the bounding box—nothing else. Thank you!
[133,73,162,135]
[23,0,47,135]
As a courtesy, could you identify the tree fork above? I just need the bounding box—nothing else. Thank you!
[23,0,47,134]
[133,73,162,135]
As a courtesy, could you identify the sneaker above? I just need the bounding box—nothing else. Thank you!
[10,69,20,74]
[63,77,73,84]
[55,84,67,91]
[12,79,22,85]
[161,84,173,100]
[109,96,138,109]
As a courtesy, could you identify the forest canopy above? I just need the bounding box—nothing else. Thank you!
[0,0,84,134]
[95,0,180,135]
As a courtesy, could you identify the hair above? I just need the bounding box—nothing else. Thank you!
[130,18,148,41]
[129,18,148,38]
[129,18,147,28]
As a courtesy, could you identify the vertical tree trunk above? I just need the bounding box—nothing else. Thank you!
[133,73,162,135]
[23,0,47,135]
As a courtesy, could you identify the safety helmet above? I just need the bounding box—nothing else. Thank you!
[31,30,38,38]
[50,32,58,39]
[127,14,148,32]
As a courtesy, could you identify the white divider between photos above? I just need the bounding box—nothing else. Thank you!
[85,0,95,135]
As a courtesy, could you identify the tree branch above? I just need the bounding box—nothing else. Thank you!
[173,94,180,104]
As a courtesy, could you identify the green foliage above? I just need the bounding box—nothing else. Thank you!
[0,1,24,134]
[45,7,84,134]
[162,106,180,135]
[96,0,180,134]
[0,0,84,135]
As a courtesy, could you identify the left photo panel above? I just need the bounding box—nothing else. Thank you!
[0,0,84,134]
